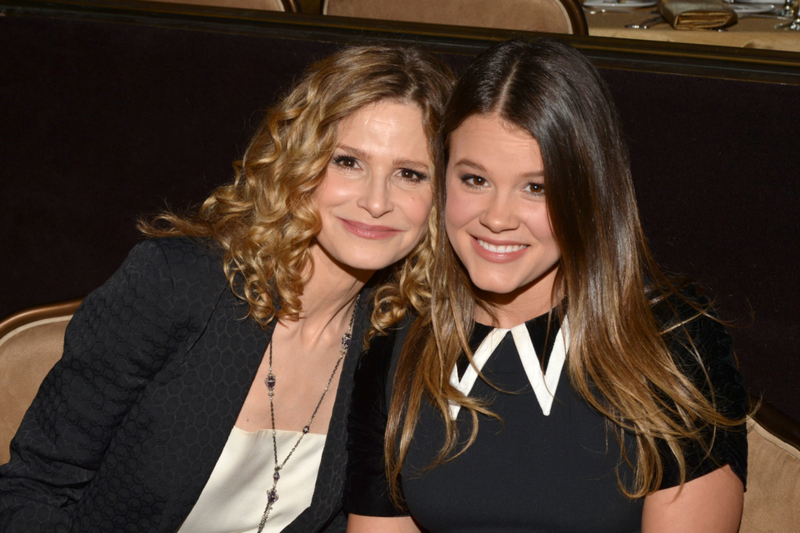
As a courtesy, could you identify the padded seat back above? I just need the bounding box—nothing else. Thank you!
[323,0,588,35]
[0,299,81,465]
[741,408,800,532]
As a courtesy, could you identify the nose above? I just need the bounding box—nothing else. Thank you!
[357,174,393,218]
[479,192,519,233]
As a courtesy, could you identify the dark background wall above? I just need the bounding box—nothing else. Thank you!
[1,11,798,420]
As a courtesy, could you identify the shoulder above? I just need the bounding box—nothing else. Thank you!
[126,237,224,278]
[653,286,736,372]
[67,237,230,345]
[650,285,730,362]
[651,283,747,427]
[354,319,409,398]
[350,317,415,435]
[652,286,749,488]
[356,316,415,389]
[115,237,227,298]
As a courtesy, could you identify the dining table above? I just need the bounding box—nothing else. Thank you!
[584,1,800,52]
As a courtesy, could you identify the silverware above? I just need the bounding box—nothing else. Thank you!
[625,15,666,28]
[585,8,642,14]
[584,7,659,14]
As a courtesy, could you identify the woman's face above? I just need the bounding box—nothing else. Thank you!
[313,100,433,275]
[445,113,560,316]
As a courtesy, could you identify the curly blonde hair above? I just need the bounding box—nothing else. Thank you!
[140,44,454,331]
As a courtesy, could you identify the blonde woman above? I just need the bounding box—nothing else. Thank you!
[0,44,453,532]
[346,39,747,532]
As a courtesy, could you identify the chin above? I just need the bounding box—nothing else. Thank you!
[341,254,401,273]
[470,276,522,296]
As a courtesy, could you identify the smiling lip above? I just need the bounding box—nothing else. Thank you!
[341,218,400,239]
[472,236,529,262]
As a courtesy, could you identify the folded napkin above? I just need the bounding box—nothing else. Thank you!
[658,0,738,29]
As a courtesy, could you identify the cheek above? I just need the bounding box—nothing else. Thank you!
[445,189,476,233]
[523,210,559,254]
[403,189,434,231]
[314,170,353,207]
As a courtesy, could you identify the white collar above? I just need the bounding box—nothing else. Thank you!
[448,317,569,419]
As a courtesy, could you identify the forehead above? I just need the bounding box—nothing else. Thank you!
[333,101,431,167]
[340,98,420,121]
[448,114,542,167]
[337,100,425,134]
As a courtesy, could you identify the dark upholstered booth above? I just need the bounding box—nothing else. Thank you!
[1,0,799,427]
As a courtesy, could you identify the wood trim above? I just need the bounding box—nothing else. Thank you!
[280,0,298,12]
[751,396,800,451]
[0,298,83,342]
[562,0,588,36]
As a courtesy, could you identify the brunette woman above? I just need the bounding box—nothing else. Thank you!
[0,44,453,532]
[345,39,747,533]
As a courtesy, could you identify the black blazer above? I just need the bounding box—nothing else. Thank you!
[0,238,369,532]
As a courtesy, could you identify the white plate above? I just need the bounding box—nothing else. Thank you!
[583,0,657,9]
[730,3,775,12]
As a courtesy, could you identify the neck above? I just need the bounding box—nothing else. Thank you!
[474,267,560,328]
[280,244,371,343]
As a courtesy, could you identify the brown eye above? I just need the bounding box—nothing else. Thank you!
[333,155,358,169]
[399,168,429,182]
[525,182,545,196]
[461,174,487,188]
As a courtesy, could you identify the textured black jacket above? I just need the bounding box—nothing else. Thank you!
[0,238,369,532]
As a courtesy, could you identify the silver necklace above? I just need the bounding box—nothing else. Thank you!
[257,297,358,532]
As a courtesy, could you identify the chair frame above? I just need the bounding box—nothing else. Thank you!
[0,298,83,344]
[321,0,589,36]
[750,397,800,451]
[558,0,588,36]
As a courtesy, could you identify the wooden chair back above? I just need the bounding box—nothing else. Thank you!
[0,299,82,465]
[323,0,588,35]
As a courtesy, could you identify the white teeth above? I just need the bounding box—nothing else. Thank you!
[477,239,528,254]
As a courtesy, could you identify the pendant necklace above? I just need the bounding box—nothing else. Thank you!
[256,296,358,533]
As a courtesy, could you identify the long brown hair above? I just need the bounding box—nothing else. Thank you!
[386,38,743,501]
[140,44,454,330]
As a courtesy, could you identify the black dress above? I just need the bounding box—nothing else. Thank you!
[345,304,748,532]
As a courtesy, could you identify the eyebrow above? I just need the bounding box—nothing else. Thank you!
[336,144,429,171]
[452,158,487,173]
[452,158,545,179]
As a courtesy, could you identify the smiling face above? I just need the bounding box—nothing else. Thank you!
[445,113,561,321]
[313,100,434,277]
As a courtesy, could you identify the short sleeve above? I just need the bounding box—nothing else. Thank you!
[344,329,406,517]
[658,309,749,490]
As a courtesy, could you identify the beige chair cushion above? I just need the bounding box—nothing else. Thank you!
[324,0,575,34]
[0,317,70,465]
[144,0,285,11]
[740,417,800,532]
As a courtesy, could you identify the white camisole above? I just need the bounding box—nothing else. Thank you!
[177,426,326,533]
